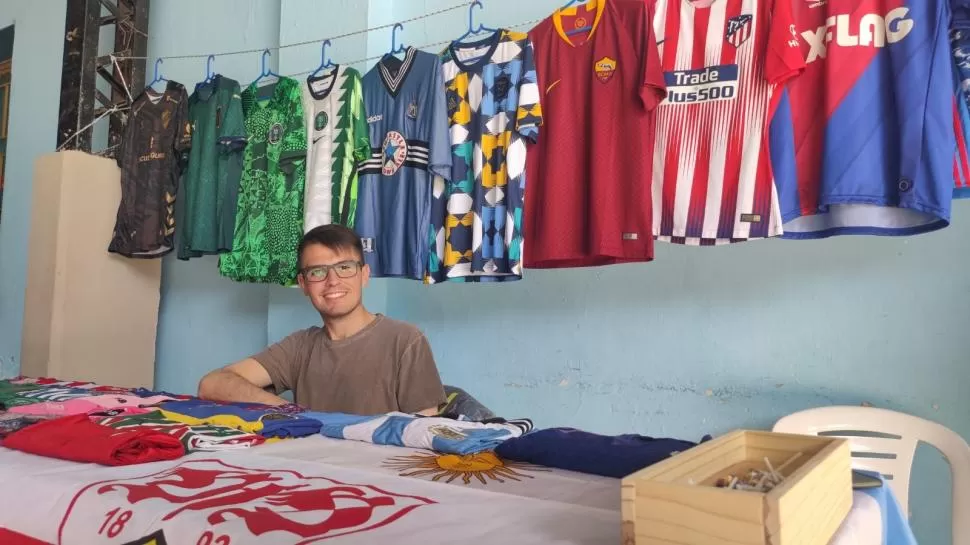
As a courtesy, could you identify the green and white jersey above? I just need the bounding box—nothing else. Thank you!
[300,65,370,230]
[219,76,307,286]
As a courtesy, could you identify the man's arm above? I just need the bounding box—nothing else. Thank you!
[197,359,289,406]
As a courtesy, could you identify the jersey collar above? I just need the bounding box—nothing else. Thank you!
[378,47,417,98]
[553,0,607,47]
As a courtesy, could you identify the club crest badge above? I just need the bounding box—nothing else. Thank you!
[58,458,434,544]
[268,122,283,144]
[726,14,753,47]
[594,56,617,83]
[314,111,329,131]
[407,101,419,119]
[381,131,408,175]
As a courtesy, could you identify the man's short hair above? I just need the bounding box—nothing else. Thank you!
[297,225,364,269]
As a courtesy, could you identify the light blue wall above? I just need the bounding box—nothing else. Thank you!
[0,1,965,543]
[0,0,68,378]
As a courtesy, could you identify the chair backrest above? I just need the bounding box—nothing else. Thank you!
[773,406,970,545]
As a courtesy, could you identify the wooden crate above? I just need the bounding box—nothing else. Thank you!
[621,430,852,545]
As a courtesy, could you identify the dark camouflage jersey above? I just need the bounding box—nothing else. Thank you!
[219,76,307,286]
[108,81,192,258]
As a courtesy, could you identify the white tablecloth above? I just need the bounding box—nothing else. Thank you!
[0,436,895,544]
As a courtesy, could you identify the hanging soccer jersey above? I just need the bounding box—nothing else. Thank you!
[427,29,542,284]
[356,47,452,280]
[301,66,371,230]
[525,0,666,268]
[651,0,803,245]
[178,75,247,260]
[770,0,956,238]
[109,81,192,258]
[219,77,307,285]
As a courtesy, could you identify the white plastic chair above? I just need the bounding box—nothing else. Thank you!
[773,406,970,544]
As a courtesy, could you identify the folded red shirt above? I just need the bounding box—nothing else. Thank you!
[1,413,184,465]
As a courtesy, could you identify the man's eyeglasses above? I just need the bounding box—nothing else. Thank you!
[301,261,362,282]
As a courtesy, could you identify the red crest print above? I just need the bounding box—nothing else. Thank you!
[57,459,435,545]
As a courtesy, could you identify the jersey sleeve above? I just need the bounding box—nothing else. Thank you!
[351,73,371,165]
[281,88,308,166]
[217,85,247,153]
[173,89,193,174]
[515,38,543,142]
[300,85,315,166]
[765,0,805,84]
[639,0,667,110]
[429,58,453,181]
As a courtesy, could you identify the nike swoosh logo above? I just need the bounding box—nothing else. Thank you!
[312,136,324,145]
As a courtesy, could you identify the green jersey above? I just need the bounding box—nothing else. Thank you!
[300,65,370,230]
[178,75,247,260]
[219,77,307,286]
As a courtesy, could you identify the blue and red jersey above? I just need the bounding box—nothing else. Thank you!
[770,0,956,238]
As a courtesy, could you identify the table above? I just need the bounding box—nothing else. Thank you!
[0,436,915,544]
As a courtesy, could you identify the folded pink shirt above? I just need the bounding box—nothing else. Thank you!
[8,394,174,417]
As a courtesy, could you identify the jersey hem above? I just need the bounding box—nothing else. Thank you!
[107,245,174,259]
[779,221,948,240]
[781,194,951,225]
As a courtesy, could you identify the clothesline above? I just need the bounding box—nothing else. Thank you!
[282,18,544,78]
[65,3,545,151]
[112,1,474,61]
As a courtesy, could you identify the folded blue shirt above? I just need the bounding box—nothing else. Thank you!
[494,427,703,478]
[302,411,532,455]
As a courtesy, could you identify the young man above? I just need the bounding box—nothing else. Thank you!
[197,225,446,416]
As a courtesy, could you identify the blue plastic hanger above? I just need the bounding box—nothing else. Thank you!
[455,1,497,43]
[252,49,281,87]
[195,54,216,91]
[388,23,406,56]
[309,40,335,79]
[563,0,593,36]
[147,58,167,90]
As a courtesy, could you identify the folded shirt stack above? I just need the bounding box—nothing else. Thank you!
[303,411,533,455]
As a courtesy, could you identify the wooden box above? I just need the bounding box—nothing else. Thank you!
[621,430,852,545]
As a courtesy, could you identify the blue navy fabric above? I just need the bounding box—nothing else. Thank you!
[494,427,702,478]
[355,47,452,280]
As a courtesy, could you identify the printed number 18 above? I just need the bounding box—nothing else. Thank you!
[99,508,133,538]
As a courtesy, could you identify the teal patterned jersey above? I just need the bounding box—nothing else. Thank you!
[219,77,307,286]
[427,30,542,284]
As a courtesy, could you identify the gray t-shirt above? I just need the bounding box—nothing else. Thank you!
[253,315,446,415]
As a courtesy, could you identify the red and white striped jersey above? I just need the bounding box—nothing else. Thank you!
[651,0,803,245]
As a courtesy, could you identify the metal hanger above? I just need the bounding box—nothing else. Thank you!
[309,40,336,79]
[251,49,281,87]
[455,1,497,43]
[147,58,167,89]
[388,23,406,56]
